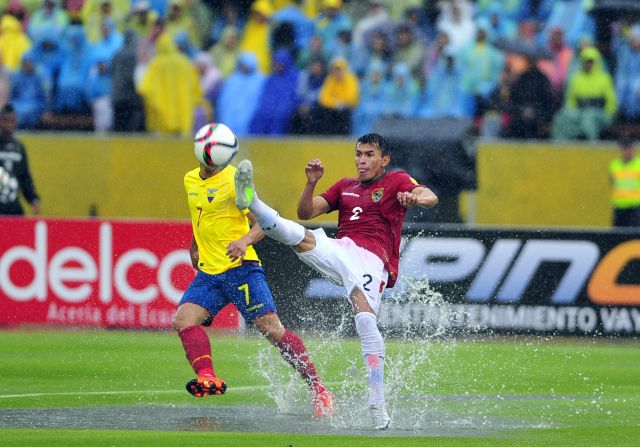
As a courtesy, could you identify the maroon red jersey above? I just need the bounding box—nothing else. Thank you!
[320,170,423,288]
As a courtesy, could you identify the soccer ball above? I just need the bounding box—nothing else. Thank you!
[193,122,239,169]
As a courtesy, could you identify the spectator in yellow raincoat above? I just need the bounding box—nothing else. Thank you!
[240,0,273,74]
[0,15,32,71]
[138,32,202,136]
[313,56,359,135]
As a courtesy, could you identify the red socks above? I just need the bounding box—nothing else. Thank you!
[179,326,322,392]
[178,325,215,377]
[276,330,323,392]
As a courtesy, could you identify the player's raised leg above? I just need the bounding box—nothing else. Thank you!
[253,313,334,416]
[235,159,312,248]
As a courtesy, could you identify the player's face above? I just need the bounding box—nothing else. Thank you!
[355,143,389,182]
[0,112,17,135]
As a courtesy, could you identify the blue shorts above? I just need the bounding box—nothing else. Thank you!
[179,263,277,322]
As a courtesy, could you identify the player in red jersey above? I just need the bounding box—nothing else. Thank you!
[234,133,438,429]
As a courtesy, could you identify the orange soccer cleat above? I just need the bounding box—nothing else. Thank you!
[186,375,227,397]
[312,388,335,417]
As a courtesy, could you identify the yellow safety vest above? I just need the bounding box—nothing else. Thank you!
[610,156,640,208]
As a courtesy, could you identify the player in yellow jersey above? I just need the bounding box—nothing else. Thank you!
[173,135,334,417]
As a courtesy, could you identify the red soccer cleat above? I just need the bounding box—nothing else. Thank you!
[312,388,335,417]
[186,375,227,397]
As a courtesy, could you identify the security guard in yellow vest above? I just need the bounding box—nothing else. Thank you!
[609,135,640,226]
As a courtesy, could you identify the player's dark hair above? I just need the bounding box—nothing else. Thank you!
[356,133,389,156]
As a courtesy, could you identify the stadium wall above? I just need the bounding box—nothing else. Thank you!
[2,218,638,336]
[19,134,617,227]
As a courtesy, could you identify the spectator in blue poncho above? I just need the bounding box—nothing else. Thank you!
[29,27,66,104]
[86,53,113,132]
[381,63,419,118]
[249,49,300,135]
[216,52,265,137]
[615,25,640,121]
[55,25,92,114]
[28,0,69,41]
[418,52,472,119]
[175,30,197,59]
[91,17,124,64]
[352,60,386,136]
[315,0,352,55]
[539,0,595,49]
[272,0,315,51]
[10,53,47,128]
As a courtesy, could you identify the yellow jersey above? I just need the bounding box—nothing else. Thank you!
[184,165,260,274]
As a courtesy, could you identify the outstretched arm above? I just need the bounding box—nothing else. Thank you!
[227,212,265,261]
[297,158,331,220]
[397,186,439,209]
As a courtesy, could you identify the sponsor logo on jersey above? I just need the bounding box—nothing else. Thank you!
[342,192,360,198]
[372,188,384,203]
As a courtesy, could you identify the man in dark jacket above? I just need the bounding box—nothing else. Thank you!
[0,103,40,215]
[506,56,554,139]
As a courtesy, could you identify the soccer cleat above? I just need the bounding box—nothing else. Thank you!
[185,375,227,397]
[369,403,391,430]
[312,389,335,417]
[234,159,255,209]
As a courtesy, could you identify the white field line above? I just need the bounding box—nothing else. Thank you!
[0,381,344,400]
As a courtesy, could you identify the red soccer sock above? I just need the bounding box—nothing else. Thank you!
[276,330,323,392]
[178,325,215,377]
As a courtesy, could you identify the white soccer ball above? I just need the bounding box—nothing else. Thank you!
[193,122,239,169]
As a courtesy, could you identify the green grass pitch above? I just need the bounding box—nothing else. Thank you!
[1,329,639,446]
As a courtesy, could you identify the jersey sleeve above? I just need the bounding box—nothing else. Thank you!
[320,178,345,211]
[395,171,425,193]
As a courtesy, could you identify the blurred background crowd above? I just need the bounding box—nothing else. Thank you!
[0,0,639,141]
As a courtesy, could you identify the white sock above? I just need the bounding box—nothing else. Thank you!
[249,194,305,246]
[355,312,385,406]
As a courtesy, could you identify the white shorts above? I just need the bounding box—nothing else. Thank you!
[297,228,388,314]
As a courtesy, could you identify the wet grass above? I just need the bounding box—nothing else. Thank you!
[1,329,639,446]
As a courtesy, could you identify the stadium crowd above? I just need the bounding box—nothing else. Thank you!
[0,0,639,140]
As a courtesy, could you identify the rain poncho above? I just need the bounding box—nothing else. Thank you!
[138,32,202,136]
[81,0,130,43]
[240,0,273,74]
[460,29,505,98]
[10,52,47,128]
[382,63,419,117]
[216,52,265,137]
[56,25,91,113]
[29,28,66,95]
[90,17,124,64]
[318,57,359,110]
[0,15,32,71]
[418,54,471,118]
[352,60,386,136]
[615,26,640,119]
[564,47,617,117]
[210,26,241,79]
[249,49,300,135]
[28,0,69,41]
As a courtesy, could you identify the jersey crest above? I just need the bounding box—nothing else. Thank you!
[371,187,384,203]
[207,188,218,203]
